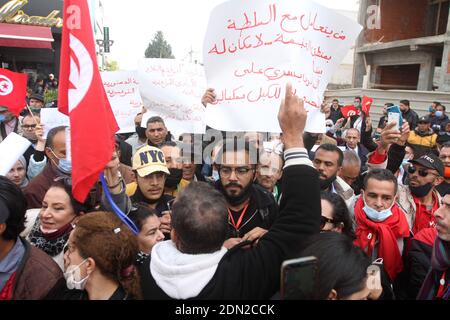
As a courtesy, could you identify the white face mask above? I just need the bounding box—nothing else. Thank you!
[64,259,90,290]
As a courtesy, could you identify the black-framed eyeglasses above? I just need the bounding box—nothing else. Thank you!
[219,166,254,178]
[22,124,37,129]
[407,165,438,177]
[320,216,335,229]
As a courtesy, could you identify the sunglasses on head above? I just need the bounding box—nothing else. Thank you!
[407,165,437,177]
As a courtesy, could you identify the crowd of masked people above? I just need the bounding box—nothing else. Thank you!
[0,85,449,300]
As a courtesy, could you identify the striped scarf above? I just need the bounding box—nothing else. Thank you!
[417,237,450,300]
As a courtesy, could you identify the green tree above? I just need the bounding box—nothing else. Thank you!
[145,31,175,59]
[105,60,119,71]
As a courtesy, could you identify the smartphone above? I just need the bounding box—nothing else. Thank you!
[280,256,318,300]
[387,105,403,131]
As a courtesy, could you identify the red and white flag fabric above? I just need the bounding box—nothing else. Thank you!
[362,96,373,115]
[58,0,118,202]
[340,105,360,119]
[0,68,27,117]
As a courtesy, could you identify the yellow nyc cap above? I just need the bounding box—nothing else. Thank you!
[132,145,170,178]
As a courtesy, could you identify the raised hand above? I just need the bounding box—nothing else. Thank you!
[201,88,216,107]
[278,83,307,149]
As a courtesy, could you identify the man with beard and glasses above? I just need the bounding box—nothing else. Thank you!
[214,138,279,247]
[313,144,356,210]
[397,153,445,235]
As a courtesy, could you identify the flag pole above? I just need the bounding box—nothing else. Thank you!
[25,105,40,125]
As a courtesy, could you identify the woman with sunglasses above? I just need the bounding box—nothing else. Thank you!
[21,178,95,270]
[127,203,165,263]
[320,191,355,240]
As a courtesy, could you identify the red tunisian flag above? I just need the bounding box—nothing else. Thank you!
[340,105,360,118]
[0,68,27,117]
[362,96,373,115]
[58,0,118,202]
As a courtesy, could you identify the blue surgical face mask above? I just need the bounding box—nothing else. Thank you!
[435,111,443,118]
[50,149,72,175]
[429,106,435,113]
[58,158,72,175]
[0,114,5,123]
[362,194,395,222]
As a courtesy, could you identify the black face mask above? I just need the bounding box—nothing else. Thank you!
[409,182,433,198]
[165,168,183,189]
[218,181,253,207]
[319,175,337,191]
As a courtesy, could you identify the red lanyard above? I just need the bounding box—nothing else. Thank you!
[228,203,250,230]
[436,271,448,299]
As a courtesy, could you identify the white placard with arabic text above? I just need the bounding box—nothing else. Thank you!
[203,0,362,133]
[101,71,143,133]
[40,108,70,138]
[138,59,206,135]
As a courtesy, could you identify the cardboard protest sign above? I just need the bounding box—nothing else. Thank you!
[40,108,70,138]
[0,133,31,175]
[101,71,143,133]
[138,59,206,135]
[203,0,362,133]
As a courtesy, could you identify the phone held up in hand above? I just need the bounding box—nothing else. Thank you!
[387,105,403,131]
[280,256,318,300]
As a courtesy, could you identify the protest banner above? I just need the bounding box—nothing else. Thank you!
[40,108,70,138]
[0,132,31,176]
[101,71,143,133]
[138,59,206,135]
[203,0,362,133]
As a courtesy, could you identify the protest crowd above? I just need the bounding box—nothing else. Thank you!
[0,0,450,302]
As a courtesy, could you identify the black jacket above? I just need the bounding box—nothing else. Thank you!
[402,108,419,131]
[395,228,437,300]
[139,164,321,299]
[215,182,279,238]
[436,181,449,197]
[329,106,343,124]
[60,286,133,300]
[131,188,174,217]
